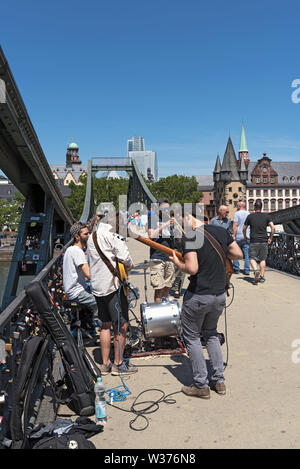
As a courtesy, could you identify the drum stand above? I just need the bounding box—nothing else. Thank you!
[126,260,186,357]
[142,259,149,303]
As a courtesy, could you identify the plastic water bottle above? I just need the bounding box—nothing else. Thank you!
[94,377,107,424]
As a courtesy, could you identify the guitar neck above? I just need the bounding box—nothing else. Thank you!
[133,235,184,262]
[131,233,233,274]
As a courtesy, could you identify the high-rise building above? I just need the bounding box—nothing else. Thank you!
[127,136,145,154]
[129,150,158,182]
[127,136,158,181]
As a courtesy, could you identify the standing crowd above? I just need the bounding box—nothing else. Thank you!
[62,197,274,400]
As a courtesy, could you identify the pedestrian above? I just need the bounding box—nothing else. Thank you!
[243,200,275,284]
[232,201,250,275]
[210,205,232,232]
[169,203,242,398]
[63,222,98,318]
[87,211,137,376]
[148,197,176,303]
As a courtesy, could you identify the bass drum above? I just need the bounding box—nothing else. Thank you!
[140,298,181,339]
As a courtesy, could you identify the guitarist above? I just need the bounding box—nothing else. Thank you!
[168,203,242,399]
[87,211,137,376]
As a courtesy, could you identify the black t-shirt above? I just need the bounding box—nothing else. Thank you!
[148,213,175,261]
[244,212,272,243]
[183,225,233,296]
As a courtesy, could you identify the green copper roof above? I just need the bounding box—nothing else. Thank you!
[239,124,248,152]
[68,142,78,149]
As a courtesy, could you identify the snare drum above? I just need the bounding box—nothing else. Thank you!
[140,298,181,338]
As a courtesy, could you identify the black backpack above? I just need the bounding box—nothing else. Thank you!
[25,280,101,418]
[10,335,51,449]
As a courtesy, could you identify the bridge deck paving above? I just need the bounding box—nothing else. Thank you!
[59,238,300,449]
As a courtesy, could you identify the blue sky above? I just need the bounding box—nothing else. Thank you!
[1,0,300,177]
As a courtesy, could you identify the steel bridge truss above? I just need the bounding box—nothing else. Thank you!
[79,157,157,223]
[0,46,74,310]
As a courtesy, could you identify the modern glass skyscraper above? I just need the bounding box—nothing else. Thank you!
[127,136,145,154]
[129,150,158,182]
[127,136,158,181]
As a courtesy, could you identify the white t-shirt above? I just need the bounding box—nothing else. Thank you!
[63,245,88,300]
[234,209,250,241]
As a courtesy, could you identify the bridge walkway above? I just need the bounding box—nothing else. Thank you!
[57,239,300,449]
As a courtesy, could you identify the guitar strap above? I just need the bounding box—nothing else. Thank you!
[199,227,232,293]
[92,231,122,283]
[201,228,227,268]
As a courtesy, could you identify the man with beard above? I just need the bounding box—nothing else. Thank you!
[63,222,98,317]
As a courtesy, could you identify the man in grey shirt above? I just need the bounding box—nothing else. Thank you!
[63,222,98,316]
[232,201,250,275]
[210,205,232,232]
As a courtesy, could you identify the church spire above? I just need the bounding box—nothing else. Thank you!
[220,136,240,181]
[238,124,249,167]
[213,154,221,182]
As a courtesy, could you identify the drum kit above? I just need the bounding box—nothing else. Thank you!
[133,259,182,341]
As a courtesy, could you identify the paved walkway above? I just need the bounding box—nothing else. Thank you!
[64,238,300,449]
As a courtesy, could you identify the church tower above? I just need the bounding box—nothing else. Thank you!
[66,138,81,167]
[214,136,248,218]
[238,124,249,167]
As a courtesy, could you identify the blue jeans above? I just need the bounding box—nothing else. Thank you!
[76,289,98,315]
[233,239,250,273]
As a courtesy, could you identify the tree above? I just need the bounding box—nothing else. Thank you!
[66,178,88,220]
[147,175,202,205]
[0,192,25,232]
[66,174,129,219]
[93,177,129,209]
[66,173,202,219]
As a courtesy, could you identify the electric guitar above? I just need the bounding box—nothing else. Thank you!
[128,227,233,292]
[116,260,130,296]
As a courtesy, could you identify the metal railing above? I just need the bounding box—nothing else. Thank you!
[0,240,72,446]
[267,231,300,277]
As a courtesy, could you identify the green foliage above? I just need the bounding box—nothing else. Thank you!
[94,177,129,209]
[147,175,202,205]
[66,175,129,219]
[66,180,87,220]
[66,174,201,219]
[0,192,24,231]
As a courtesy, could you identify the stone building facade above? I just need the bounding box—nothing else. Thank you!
[201,124,300,219]
[246,155,300,211]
